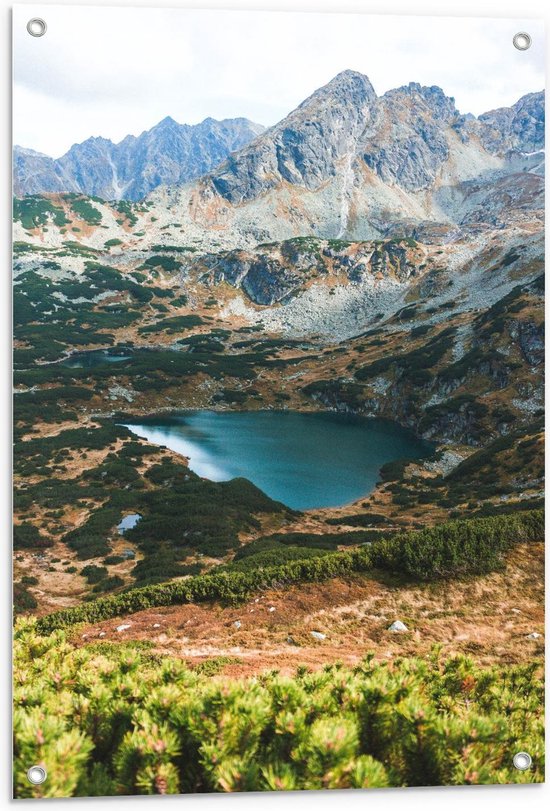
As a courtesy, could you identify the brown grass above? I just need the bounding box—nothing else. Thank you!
[74,542,544,677]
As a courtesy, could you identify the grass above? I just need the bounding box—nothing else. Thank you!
[35,510,543,633]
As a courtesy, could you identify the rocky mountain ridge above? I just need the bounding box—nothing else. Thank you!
[13,116,265,201]
[142,70,543,247]
[215,72,544,196]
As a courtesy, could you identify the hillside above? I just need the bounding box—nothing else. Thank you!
[70,541,546,675]
[12,69,544,630]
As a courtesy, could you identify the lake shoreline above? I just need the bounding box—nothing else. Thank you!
[119,409,434,512]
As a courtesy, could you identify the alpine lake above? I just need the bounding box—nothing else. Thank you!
[122,410,432,511]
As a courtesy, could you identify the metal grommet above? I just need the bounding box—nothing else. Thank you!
[513,32,532,51]
[27,765,47,785]
[512,752,532,771]
[26,18,47,38]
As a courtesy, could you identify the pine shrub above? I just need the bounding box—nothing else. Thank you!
[13,623,544,797]
[36,510,544,634]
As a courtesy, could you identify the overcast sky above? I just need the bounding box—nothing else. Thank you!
[13,5,545,158]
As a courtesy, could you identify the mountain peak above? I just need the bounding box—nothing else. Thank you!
[13,116,266,199]
[13,146,49,158]
[329,68,375,85]
[304,69,377,107]
[154,115,180,130]
[65,136,114,157]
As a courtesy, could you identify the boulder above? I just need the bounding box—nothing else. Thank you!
[388,620,408,632]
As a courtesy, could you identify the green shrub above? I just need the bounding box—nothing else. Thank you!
[13,197,68,229]
[13,585,38,615]
[81,565,108,585]
[36,511,543,633]
[141,255,182,273]
[13,622,544,796]
[13,523,52,550]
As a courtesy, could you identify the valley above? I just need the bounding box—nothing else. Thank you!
[13,204,544,613]
[12,67,545,795]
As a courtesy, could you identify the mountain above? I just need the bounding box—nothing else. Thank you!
[13,116,265,201]
[477,91,545,154]
[14,70,544,246]
[208,70,378,203]
[12,69,545,265]
[145,70,543,247]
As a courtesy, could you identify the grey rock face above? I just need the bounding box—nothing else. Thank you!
[209,70,378,203]
[478,91,545,155]
[202,73,544,216]
[362,83,456,191]
[13,117,265,200]
[12,148,79,196]
[195,237,424,305]
[511,320,544,366]
[199,251,302,305]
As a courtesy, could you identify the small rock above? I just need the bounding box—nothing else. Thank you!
[527,632,542,639]
[287,636,296,645]
[116,624,131,633]
[98,632,106,638]
[511,608,521,614]
[388,621,408,632]
[152,623,161,628]
[310,631,326,641]
[233,620,242,629]
[268,606,276,613]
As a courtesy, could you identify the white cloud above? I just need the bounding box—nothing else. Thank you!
[13,5,545,157]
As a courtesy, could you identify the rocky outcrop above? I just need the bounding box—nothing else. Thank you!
[194,237,426,305]
[362,83,457,191]
[510,319,544,366]
[478,91,545,155]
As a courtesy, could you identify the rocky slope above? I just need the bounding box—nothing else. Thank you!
[13,116,265,201]
[143,71,544,247]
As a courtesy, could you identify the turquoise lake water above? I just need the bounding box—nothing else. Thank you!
[123,410,432,510]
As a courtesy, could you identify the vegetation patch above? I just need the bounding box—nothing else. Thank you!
[36,510,543,633]
[13,623,544,796]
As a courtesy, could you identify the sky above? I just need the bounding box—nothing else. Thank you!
[13,5,545,158]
